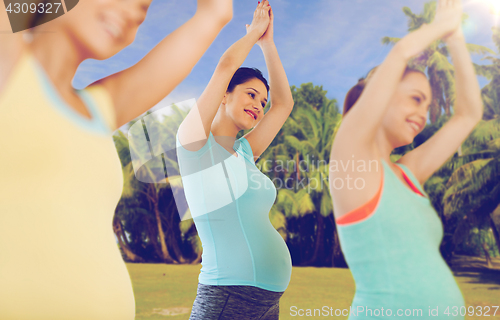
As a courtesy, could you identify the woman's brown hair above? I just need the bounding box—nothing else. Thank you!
[343,66,426,117]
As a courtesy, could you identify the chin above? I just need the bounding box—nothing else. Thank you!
[92,47,121,60]
[240,124,254,131]
[398,137,414,148]
[79,27,133,60]
[391,133,414,149]
[90,36,128,59]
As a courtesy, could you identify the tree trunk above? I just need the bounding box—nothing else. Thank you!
[191,250,202,264]
[145,216,164,260]
[482,242,493,268]
[331,215,348,268]
[167,225,188,264]
[489,214,500,257]
[112,216,144,262]
[302,213,324,266]
[295,151,300,184]
[154,204,176,264]
[164,200,188,264]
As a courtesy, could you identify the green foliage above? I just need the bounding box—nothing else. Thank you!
[112,104,200,263]
[457,227,500,257]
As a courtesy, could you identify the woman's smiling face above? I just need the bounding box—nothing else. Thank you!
[381,71,432,148]
[223,77,269,131]
[53,0,152,60]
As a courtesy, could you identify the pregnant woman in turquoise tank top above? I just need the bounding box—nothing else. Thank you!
[176,1,294,319]
[329,0,483,319]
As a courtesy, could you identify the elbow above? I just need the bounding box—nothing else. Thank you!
[468,98,484,122]
[474,102,484,122]
[455,101,484,124]
[217,53,238,73]
[272,99,294,113]
[472,102,484,123]
[196,6,232,29]
[391,41,412,62]
[213,7,233,27]
[220,10,233,25]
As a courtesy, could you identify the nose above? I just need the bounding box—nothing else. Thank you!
[252,104,261,116]
[417,106,427,126]
[120,2,145,26]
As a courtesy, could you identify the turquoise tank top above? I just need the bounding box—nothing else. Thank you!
[337,159,465,319]
[175,131,292,292]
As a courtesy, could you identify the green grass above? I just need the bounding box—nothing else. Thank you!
[127,262,500,320]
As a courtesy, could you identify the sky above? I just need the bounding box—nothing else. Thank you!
[73,0,500,125]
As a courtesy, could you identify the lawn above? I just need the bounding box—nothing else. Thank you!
[127,259,500,320]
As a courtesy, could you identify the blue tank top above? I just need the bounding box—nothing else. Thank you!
[337,159,465,319]
[176,131,292,292]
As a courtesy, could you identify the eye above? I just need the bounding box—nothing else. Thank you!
[261,102,266,108]
[413,96,421,103]
[249,92,255,99]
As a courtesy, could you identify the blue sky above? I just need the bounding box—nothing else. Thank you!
[73,0,499,121]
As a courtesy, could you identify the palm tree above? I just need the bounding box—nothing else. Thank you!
[112,105,202,264]
[436,25,500,259]
[440,123,500,258]
[258,83,345,266]
[476,26,500,120]
[114,128,177,263]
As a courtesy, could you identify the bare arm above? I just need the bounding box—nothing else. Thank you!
[242,6,294,159]
[98,0,233,129]
[177,1,270,151]
[398,25,484,184]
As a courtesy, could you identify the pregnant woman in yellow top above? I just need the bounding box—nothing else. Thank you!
[0,1,232,319]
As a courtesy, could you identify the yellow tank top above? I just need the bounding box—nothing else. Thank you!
[0,49,135,319]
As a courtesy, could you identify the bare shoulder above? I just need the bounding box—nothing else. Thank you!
[329,142,384,219]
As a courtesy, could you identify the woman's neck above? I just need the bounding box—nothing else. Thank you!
[29,26,84,95]
[211,111,240,138]
[375,130,395,164]
[210,111,241,149]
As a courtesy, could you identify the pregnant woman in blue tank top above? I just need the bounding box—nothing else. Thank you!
[176,1,294,319]
[329,0,483,319]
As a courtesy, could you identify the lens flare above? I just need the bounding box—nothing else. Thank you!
[465,0,500,25]
[471,0,500,15]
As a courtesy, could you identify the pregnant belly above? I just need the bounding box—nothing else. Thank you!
[250,229,292,290]
[352,267,464,317]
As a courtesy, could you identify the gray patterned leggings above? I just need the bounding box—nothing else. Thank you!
[189,283,285,320]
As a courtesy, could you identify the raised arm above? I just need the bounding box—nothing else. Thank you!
[398,23,484,184]
[177,1,270,151]
[242,5,294,159]
[98,0,233,129]
[332,0,463,159]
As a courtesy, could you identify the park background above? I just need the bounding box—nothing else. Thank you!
[74,0,500,318]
